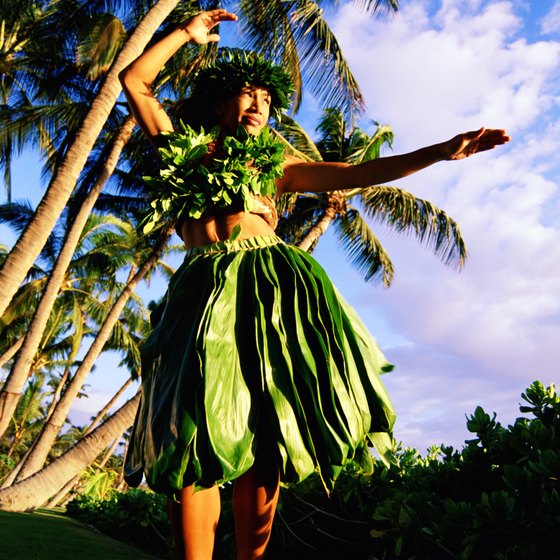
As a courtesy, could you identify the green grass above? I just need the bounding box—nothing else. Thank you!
[0,508,162,560]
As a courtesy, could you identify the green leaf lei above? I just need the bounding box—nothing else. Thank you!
[141,123,286,235]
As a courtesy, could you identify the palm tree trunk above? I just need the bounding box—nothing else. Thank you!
[82,377,133,438]
[0,0,179,318]
[12,232,171,482]
[43,474,80,509]
[5,430,23,460]
[0,392,140,512]
[42,381,133,509]
[0,336,24,369]
[297,194,344,252]
[44,368,71,423]
[0,116,136,440]
[44,430,124,509]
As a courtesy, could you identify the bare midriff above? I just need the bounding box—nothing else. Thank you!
[180,211,276,249]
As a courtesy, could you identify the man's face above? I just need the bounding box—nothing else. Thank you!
[217,84,272,135]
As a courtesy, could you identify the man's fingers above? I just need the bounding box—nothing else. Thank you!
[207,9,237,22]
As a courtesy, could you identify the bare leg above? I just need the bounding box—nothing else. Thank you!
[168,484,221,560]
[233,466,280,560]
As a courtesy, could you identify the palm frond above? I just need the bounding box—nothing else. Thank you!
[347,123,394,164]
[335,208,394,285]
[75,13,127,80]
[353,0,399,13]
[105,316,141,371]
[289,1,364,116]
[359,186,468,268]
[276,193,327,246]
[273,114,323,162]
[238,0,305,109]
[238,0,364,116]
[316,107,346,161]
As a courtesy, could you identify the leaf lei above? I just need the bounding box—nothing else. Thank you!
[141,123,285,235]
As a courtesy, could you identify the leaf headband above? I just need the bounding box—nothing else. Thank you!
[187,49,295,120]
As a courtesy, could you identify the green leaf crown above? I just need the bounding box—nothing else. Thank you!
[141,123,286,234]
[189,49,295,120]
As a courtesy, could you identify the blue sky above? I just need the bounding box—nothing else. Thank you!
[319,0,560,450]
[2,0,559,454]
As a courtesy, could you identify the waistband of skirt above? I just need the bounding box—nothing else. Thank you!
[186,235,285,256]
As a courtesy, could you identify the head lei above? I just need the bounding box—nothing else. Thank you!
[174,49,295,129]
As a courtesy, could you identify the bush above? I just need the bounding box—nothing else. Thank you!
[66,381,559,560]
[365,380,560,559]
[264,381,560,559]
[66,488,173,558]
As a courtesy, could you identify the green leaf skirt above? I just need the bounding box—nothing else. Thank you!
[124,235,395,495]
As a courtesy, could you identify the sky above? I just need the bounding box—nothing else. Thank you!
[1,0,560,455]
[312,0,560,451]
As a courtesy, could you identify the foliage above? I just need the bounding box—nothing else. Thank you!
[262,381,560,559]
[364,380,559,559]
[66,488,173,558]
[78,463,121,501]
[65,381,558,559]
[142,124,285,232]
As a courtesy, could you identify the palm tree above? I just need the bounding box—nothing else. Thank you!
[0,0,45,201]
[0,376,45,464]
[0,0,182,317]
[0,391,140,512]
[275,108,467,286]
[13,228,172,481]
[0,206,139,438]
[0,0,399,318]
[0,116,136,439]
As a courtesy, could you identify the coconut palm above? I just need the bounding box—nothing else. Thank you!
[275,108,467,286]
[0,0,46,200]
[0,206,141,438]
[0,0,399,318]
[0,391,140,512]
[0,0,183,317]
[0,116,136,439]
[0,376,45,463]
[13,227,172,481]
[43,377,135,508]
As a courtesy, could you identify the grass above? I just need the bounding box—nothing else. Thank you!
[0,508,163,560]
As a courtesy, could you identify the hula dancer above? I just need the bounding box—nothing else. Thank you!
[119,9,509,560]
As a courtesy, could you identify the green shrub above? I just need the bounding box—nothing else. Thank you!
[66,381,559,560]
[66,488,173,558]
[366,380,560,559]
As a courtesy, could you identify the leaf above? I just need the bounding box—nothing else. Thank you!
[370,528,388,538]
[141,124,284,231]
[395,536,403,556]
[229,223,242,241]
[398,506,411,527]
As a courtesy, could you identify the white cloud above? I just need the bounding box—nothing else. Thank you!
[333,0,559,145]
[318,0,560,451]
[541,0,560,34]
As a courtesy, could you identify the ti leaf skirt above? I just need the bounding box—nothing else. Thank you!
[124,235,395,495]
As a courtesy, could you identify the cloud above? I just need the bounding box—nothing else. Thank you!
[541,0,560,34]
[321,0,560,451]
[332,0,559,144]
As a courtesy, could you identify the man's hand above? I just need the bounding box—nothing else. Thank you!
[181,9,238,44]
[444,128,510,160]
